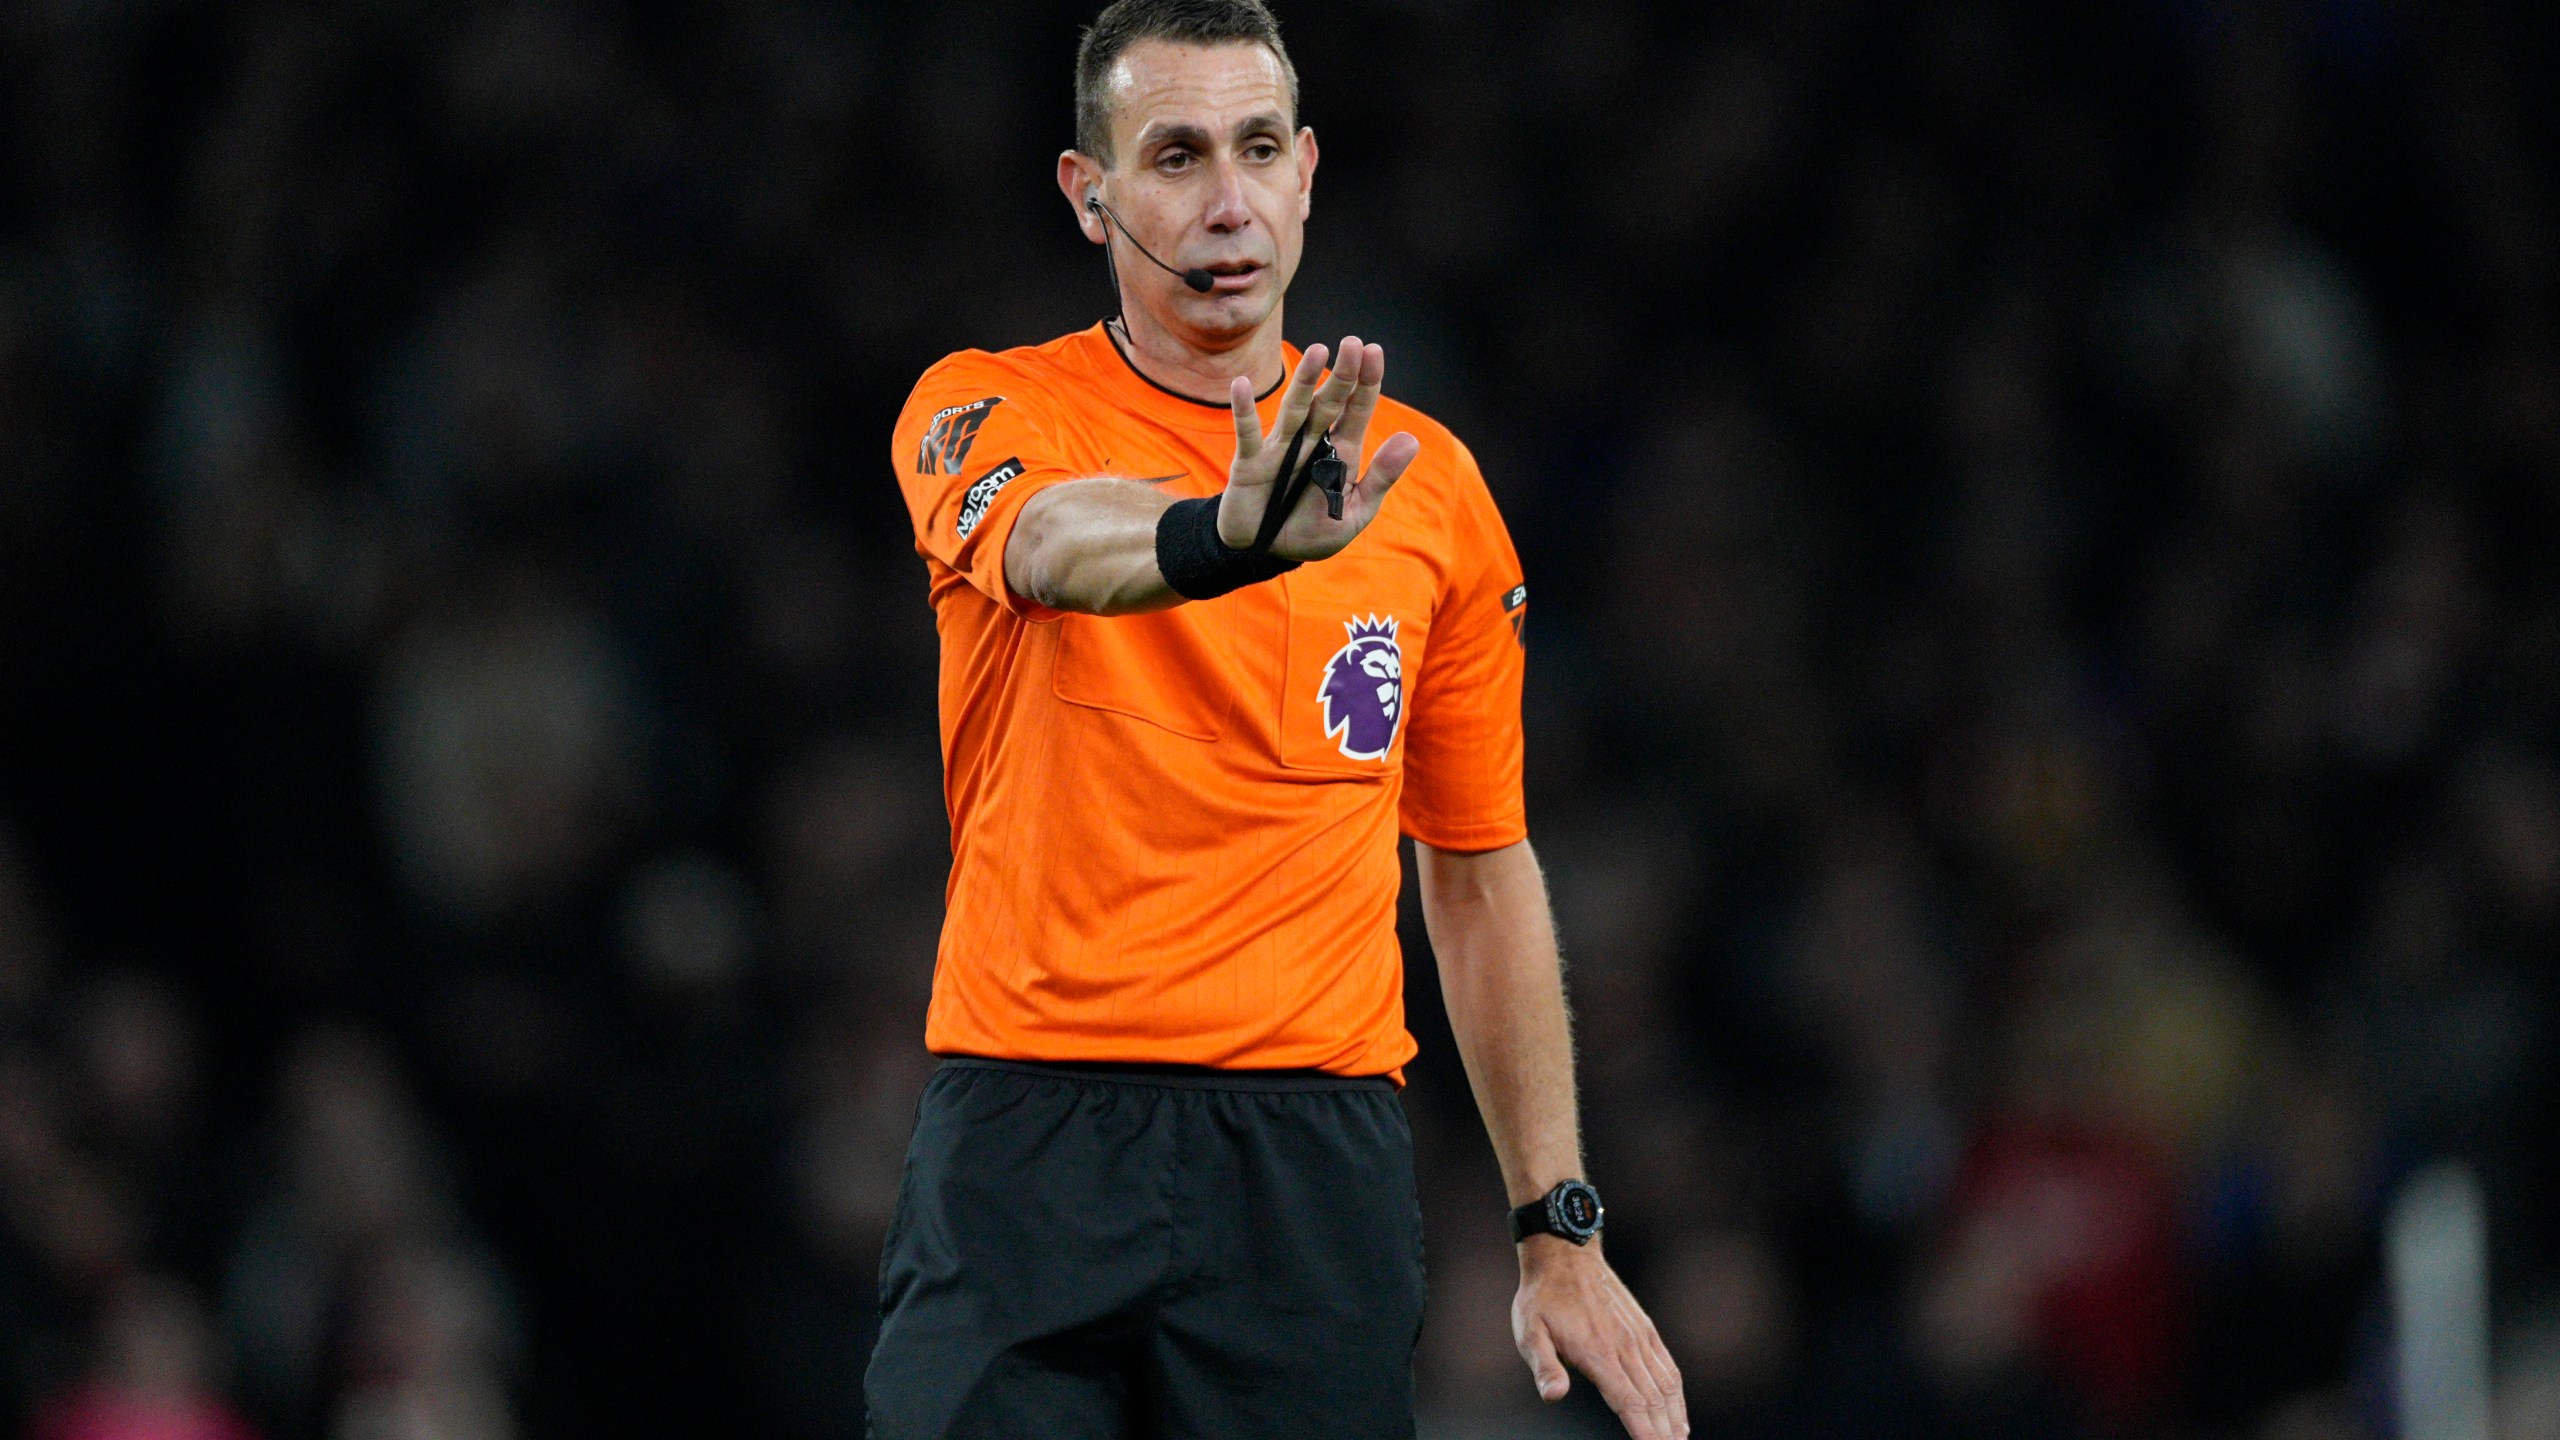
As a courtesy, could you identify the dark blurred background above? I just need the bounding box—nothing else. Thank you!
[2,1,2557,1437]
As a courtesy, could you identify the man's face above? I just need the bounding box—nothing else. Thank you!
[1086,40,1314,338]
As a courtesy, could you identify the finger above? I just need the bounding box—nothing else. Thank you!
[1229,375,1260,459]
[1606,1339,1679,1440]
[1578,1309,1680,1440]
[1331,340,1388,457]
[1518,1320,1569,1403]
[1620,1335,1684,1440]
[1636,1325,1688,1437]
[1300,335,1361,448]
[1268,343,1331,446]
[1301,335,1364,437]
[1578,1349,1672,1440]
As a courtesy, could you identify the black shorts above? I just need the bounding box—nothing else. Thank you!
[865,1057,1428,1439]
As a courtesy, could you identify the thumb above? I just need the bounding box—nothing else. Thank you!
[1356,431,1420,516]
[1520,1320,1570,1402]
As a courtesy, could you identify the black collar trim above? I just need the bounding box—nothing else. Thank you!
[1104,319,1288,410]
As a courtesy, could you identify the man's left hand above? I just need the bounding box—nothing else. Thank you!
[1512,1237,1689,1439]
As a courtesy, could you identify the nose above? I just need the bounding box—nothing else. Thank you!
[1202,157,1252,234]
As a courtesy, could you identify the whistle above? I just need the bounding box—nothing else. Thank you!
[1308,434,1348,521]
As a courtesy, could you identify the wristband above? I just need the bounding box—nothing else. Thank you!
[1155,497,1299,600]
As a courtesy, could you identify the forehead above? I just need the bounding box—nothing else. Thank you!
[1103,39,1291,149]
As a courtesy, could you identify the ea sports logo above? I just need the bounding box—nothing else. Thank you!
[1318,615,1403,761]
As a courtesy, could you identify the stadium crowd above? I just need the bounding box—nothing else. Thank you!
[2,1,2556,1437]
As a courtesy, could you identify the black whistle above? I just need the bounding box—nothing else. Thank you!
[1308,435,1348,520]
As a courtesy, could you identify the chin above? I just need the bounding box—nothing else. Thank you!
[1174,288,1278,338]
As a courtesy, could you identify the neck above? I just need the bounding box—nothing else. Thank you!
[1111,301,1287,404]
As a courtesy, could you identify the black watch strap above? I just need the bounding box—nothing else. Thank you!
[1508,1179,1605,1246]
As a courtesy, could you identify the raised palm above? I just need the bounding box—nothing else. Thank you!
[1217,337,1421,562]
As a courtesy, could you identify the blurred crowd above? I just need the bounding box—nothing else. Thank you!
[1,0,2556,1438]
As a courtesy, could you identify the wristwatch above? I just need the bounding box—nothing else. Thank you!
[1508,1179,1605,1245]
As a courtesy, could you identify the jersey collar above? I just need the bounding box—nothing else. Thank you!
[1087,322,1301,434]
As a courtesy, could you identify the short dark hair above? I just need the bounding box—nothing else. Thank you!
[1075,0,1299,165]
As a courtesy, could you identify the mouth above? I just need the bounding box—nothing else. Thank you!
[1197,260,1264,294]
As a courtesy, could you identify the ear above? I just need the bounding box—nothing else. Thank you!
[1058,151,1108,244]
[1295,127,1319,221]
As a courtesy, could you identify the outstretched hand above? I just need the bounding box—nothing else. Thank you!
[1218,336,1421,561]
[1514,1240,1689,1439]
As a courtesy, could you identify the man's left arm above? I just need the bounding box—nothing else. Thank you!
[1413,840,1689,1434]
[1417,838,1688,1440]
[1396,445,1684,1436]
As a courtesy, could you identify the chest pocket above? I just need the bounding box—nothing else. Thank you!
[1051,607,1230,742]
[1043,438,1237,742]
[1278,555,1437,775]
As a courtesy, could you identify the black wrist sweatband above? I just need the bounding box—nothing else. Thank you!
[1155,496,1299,600]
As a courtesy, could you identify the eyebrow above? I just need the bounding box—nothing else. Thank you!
[1138,113,1292,152]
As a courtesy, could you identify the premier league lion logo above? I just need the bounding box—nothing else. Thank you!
[1318,615,1403,761]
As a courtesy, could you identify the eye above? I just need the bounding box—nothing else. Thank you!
[1245,141,1281,162]
[1156,150,1195,174]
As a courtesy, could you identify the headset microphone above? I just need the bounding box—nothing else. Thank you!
[1087,195,1216,294]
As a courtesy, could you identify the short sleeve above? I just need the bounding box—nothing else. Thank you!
[891,353,1083,620]
[1399,441,1529,852]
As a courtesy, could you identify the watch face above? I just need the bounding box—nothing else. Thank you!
[1552,1181,1603,1238]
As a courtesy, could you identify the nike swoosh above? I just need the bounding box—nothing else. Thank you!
[1131,473,1187,485]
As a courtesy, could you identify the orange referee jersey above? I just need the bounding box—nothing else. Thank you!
[891,323,1528,1079]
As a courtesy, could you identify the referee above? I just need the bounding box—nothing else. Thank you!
[874,2,1685,1436]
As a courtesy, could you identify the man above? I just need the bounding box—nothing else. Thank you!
[874,2,1686,1436]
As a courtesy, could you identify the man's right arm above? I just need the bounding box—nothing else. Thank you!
[1001,337,1420,617]
[1006,478,1187,616]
